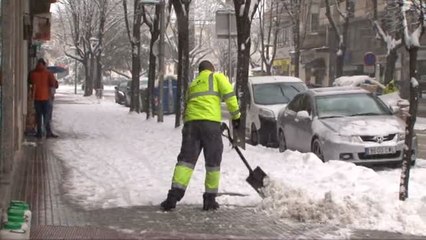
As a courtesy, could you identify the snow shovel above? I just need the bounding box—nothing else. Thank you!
[221,122,267,198]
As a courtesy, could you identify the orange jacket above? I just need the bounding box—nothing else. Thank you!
[29,63,56,101]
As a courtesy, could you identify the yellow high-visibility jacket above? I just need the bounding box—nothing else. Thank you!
[185,70,240,122]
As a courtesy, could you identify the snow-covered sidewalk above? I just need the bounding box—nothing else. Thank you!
[51,85,426,236]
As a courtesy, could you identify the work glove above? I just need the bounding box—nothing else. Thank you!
[232,118,240,130]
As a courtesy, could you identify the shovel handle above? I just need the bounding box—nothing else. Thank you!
[221,123,254,173]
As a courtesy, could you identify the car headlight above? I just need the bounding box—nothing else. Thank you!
[339,135,362,143]
[259,108,275,119]
[397,133,406,141]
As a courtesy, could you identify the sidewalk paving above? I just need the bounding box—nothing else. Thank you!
[9,138,426,239]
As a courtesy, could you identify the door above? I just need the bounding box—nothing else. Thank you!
[282,94,304,150]
[293,95,314,152]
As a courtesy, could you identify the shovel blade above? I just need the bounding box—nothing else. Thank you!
[246,166,267,197]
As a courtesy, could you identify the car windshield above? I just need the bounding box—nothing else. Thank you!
[316,93,392,119]
[253,82,306,105]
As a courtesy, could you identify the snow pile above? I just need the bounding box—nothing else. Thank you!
[260,179,356,225]
[257,151,426,235]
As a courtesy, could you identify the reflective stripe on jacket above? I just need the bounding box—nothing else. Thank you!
[185,70,240,122]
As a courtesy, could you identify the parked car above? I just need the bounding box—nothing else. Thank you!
[333,75,409,120]
[114,81,128,105]
[277,87,417,166]
[245,76,307,147]
[125,78,148,107]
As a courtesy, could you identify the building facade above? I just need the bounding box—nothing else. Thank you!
[0,0,56,218]
[274,0,426,86]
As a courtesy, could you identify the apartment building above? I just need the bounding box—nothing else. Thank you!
[274,0,426,86]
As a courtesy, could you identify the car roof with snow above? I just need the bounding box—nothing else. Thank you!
[332,75,385,89]
[249,76,304,84]
[308,86,369,97]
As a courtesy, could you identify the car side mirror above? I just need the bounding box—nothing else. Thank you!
[296,110,311,121]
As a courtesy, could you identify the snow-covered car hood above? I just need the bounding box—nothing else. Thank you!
[320,115,405,136]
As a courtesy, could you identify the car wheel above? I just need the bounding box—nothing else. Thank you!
[251,124,259,146]
[278,130,287,153]
[312,138,324,161]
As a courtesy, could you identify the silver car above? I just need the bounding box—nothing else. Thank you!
[277,87,417,166]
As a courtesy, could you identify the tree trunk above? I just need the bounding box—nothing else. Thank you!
[175,39,183,128]
[336,50,345,78]
[131,43,141,113]
[400,48,419,201]
[95,56,102,89]
[384,49,398,85]
[147,38,158,119]
[130,0,142,113]
[293,17,300,77]
[234,1,254,148]
[172,1,190,127]
[84,57,94,96]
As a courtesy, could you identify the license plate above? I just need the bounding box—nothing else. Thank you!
[365,146,396,155]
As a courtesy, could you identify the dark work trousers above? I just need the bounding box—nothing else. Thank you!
[34,100,52,135]
[47,100,54,122]
[172,120,223,198]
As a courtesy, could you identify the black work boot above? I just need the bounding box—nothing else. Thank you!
[160,189,184,211]
[203,193,219,211]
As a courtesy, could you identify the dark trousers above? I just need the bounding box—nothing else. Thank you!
[178,120,223,167]
[34,100,51,135]
[171,120,223,199]
[47,100,54,122]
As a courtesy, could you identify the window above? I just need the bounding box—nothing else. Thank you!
[252,82,306,105]
[316,93,392,119]
[300,95,312,115]
[287,94,304,112]
[309,4,320,33]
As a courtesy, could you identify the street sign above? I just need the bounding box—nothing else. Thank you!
[364,52,376,66]
[215,10,237,38]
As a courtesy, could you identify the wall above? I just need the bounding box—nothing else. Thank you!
[0,0,29,215]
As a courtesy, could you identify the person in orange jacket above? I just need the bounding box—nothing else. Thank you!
[29,58,58,139]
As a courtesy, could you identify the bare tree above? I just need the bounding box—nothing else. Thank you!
[57,0,122,96]
[58,0,96,96]
[399,0,425,201]
[123,0,144,113]
[281,0,311,77]
[141,4,162,119]
[171,0,192,127]
[258,0,284,75]
[324,0,353,78]
[371,0,403,85]
[233,0,261,146]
